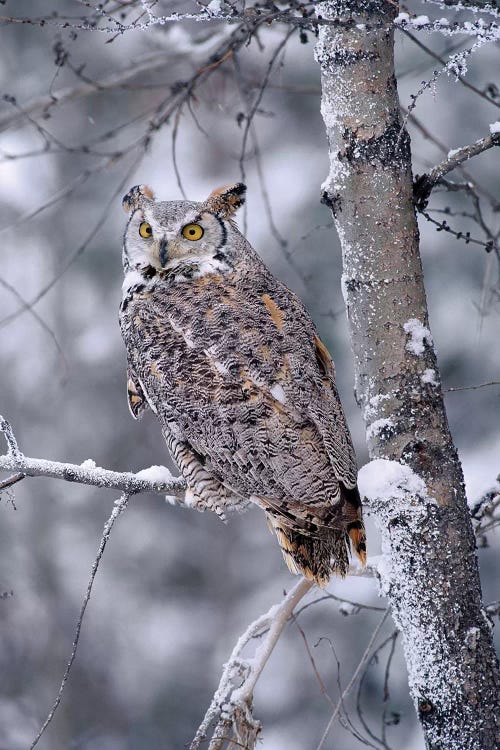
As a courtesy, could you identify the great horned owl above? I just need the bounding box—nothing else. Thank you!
[119,183,366,585]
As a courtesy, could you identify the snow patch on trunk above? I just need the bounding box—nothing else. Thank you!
[421,368,438,386]
[403,318,433,356]
[358,458,431,504]
[366,417,394,441]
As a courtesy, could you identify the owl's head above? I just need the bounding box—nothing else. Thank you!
[121,183,246,274]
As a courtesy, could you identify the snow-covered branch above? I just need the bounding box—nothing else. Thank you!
[190,577,314,750]
[414,128,500,209]
[0,417,186,498]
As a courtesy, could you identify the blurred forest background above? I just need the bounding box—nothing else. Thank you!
[0,1,498,749]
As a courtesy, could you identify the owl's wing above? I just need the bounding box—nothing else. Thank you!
[122,269,357,533]
[127,367,149,420]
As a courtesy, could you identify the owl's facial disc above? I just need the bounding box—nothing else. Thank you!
[157,211,225,267]
[123,199,232,275]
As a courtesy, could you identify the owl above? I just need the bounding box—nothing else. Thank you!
[119,183,366,585]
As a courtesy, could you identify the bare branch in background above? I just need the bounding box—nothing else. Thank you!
[356,630,400,750]
[29,492,130,749]
[405,107,498,207]
[315,610,391,750]
[421,0,500,20]
[401,28,500,110]
[399,24,500,131]
[0,471,24,491]
[419,208,498,253]
[444,380,500,392]
[0,276,68,370]
[0,150,144,329]
[0,51,172,133]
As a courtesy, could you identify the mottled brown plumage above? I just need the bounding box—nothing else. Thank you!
[119,183,366,584]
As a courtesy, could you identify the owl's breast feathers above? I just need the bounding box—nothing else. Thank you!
[120,259,366,583]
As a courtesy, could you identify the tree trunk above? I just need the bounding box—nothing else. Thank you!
[315,1,500,748]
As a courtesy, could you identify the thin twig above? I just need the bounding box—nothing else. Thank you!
[381,632,399,747]
[0,472,25,491]
[29,492,130,749]
[402,29,500,110]
[0,150,144,330]
[444,380,500,392]
[414,131,500,209]
[172,104,187,199]
[315,608,391,750]
[294,592,386,617]
[314,635,380,748]
[356,632,399,750]
[292,614,336,706]
[0,277,68,372]
[232,53,288,249]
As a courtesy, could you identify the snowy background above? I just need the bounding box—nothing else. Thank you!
[0,1,498,749]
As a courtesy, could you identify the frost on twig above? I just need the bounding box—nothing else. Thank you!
[414,130,500,209]
[470,476,500,545]
[191,577,314,750]
[0,416,187,500]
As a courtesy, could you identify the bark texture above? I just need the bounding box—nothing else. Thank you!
[315,2,500,748]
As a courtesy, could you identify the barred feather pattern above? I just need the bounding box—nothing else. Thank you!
[119,184,366,584]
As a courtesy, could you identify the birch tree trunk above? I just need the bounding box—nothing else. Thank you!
[315,2,500,748]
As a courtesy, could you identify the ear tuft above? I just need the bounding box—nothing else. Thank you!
[122,184,155,213]
[204,183,246,218]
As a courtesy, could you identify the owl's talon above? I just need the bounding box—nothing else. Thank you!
[184,487,228,521]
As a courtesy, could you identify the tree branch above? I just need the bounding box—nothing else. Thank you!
[444,380,500,393]
[0,472,24,491]
[190,577,314,750]
[0,417,186,498]
[29,492,131,749]
[401,29,500,110]
[0,51,173,133]
[414,131,500,209]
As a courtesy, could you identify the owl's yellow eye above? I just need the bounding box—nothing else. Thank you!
[139,221,153,239]
[182,223,204,241]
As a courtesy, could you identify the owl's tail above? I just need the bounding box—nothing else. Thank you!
[266,485,366,587]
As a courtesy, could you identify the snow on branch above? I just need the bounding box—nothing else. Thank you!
[470,476,500,544]
[414,130,500,209]
[190,577,314,750]
[358,460,436,599]
[394,13,500,37]
[3,1,498,37]
[421,0,500,20]
[0,417,187,499]
[400,23,500,129]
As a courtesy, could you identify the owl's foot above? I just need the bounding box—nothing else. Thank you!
[184,486,228,522]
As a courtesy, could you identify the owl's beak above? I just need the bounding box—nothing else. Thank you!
[159,238,168,267]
